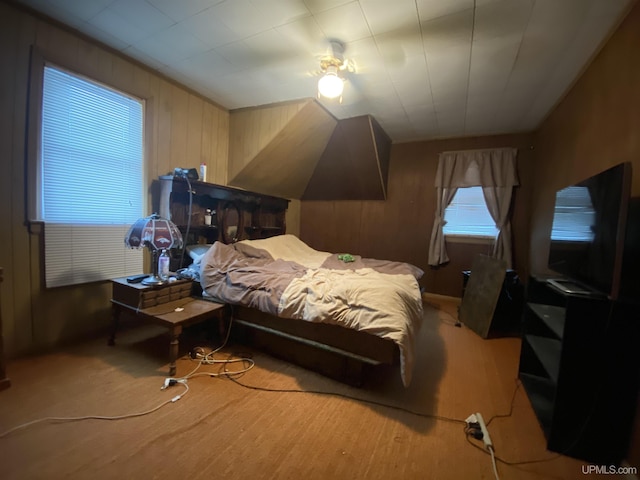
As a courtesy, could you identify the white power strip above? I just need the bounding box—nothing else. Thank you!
[475,412,493,450]
[465,412,493,450]
[466,412,500,480]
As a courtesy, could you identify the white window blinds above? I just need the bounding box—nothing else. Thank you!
[41,65,144,287]
[443,186,498,237]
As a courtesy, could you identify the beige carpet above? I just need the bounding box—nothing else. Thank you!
[0,296,611,479]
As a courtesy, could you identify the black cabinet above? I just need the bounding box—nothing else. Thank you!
[518,276,639,465]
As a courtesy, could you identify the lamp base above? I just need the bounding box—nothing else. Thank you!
[142,275,165,286]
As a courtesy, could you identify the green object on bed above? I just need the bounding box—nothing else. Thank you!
[338,253,355,263]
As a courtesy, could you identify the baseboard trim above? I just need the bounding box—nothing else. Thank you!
[421,292,462,303]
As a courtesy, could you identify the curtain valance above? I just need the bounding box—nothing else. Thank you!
[434,147,519,188]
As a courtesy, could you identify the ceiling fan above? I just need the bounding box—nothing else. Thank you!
[316,40,355,103]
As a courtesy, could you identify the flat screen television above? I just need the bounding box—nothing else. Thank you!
[547,162,631,299]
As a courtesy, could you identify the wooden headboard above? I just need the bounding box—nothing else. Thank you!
[154,175,289,247]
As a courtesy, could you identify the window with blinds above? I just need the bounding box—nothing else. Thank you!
[443,186,498,238]
[40,65,144,287]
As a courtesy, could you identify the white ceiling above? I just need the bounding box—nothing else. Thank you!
[16,0,635,142]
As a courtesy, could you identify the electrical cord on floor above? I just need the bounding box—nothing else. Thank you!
[0,311,248,440]
[489,445,500,480]
[487,379,521,426]
[465,416,502,480]
[230,370,563,471]
[464,432,561,466]
[227,375,467,426]
[0,382,189,439]
[165,315,255,385]
[463,378,562,471]
[224,356,520,430]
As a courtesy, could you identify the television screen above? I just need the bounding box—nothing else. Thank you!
[548,162,631,299]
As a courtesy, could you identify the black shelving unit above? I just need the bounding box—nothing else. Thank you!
[518,276,639,465]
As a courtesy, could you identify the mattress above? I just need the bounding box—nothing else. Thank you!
[200,235,424,386]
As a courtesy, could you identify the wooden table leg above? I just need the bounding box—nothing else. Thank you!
[169,325,182,376]
[219,304,231,338]
[218,309,226,338]
[108,303,121,346]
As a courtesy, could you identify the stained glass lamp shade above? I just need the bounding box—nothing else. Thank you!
[124,213,183,285]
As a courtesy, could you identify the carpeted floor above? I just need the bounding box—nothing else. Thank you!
[0,295,617,479]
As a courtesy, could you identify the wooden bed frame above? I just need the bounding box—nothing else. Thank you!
[230,306,399,386]
[156,176,401,385]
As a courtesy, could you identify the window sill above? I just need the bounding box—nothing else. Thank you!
[444,234,494,245]
[26,220,44,235]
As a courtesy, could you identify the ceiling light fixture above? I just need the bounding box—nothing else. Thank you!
[318,65,344,100]
[317,40,351,103]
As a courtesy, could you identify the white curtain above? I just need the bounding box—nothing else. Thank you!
[482,186,514,268]
[429,186,458,266]
[428,147,519,267]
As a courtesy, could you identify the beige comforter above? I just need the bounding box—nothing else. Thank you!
[200,235,424,386]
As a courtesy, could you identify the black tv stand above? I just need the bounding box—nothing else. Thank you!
[518,276,639,465]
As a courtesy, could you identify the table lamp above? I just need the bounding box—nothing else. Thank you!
[124,213,183,285]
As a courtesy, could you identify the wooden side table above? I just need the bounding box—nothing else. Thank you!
[0,267,10,391]
[109,276,227,375]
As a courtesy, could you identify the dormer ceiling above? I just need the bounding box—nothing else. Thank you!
[228,99,338,199]
[303,114,391,201]
[227,99,392,200]
[14,0,635,143]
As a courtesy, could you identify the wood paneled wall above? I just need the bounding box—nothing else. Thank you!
[530,1,640,467]
[0,2,229,357]
[300,133,535,297]
[530,1,640,276]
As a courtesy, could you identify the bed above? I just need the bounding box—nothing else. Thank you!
[199,235,424,386]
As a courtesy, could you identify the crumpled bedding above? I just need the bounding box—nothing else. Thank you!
[200,235,424,386]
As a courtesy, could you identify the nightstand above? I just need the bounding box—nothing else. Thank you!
[109,276,227,375]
